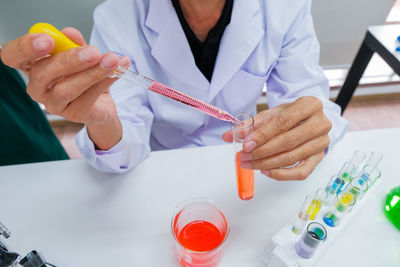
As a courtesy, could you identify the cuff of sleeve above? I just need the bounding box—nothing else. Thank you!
[321,100,349,154]
[75,125,130,173]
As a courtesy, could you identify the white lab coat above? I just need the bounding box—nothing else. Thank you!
[76,0,348,173]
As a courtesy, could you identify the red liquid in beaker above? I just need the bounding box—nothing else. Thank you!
[177,220,224,252]
[235,152,254,200]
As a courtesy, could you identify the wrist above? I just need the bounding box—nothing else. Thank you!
[86,116,122,150]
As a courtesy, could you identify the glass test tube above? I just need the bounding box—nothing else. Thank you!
[295,222,327,259]
[337,162,355,182]
[359,165,381,189]
[349,150,367,177]
[345,177,369,200]
[365,151,383,169]
[324,175,345,205]
[292,195,311,235]
[323,191,356,227]
[232,113,254,201]
[305,189,327,220]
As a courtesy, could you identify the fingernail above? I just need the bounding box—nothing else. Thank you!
[100,53,118,70]
[78,47,99,64]
[243,141,257,152]
[240,161,252,169]
[33,36,52,52]
[239,152,252,161]
[119,56,130,68]
[261,170,271,176]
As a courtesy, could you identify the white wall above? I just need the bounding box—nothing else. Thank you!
[0,0,104,43]
[312,0,394,67]
[0,0,395,67]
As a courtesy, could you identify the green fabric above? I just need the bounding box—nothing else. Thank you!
[0,58,69,165]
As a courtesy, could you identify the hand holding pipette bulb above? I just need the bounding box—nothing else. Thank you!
[1,23,240,151]
[1,23,127,150]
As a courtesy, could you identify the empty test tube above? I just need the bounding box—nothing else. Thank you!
[349,150,366,176]
[365,152,383,169]
[292,195,311,235]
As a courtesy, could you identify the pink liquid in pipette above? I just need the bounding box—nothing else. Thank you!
[148,81,240,124]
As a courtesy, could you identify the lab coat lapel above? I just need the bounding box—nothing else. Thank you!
[145,0,209,90]
[208,0,264,102]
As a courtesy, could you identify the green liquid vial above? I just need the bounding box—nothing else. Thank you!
[384,186,400,231]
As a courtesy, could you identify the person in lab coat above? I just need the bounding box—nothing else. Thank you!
[0,0,348,178]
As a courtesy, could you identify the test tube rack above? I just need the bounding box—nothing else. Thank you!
[261,161,381,267]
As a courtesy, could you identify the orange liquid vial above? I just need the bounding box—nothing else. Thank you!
[235,152,254,200]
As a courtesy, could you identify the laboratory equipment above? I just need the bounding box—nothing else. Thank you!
[323,191,356,227]
[171,198,229,267]
[28,23,241,124]
[359,165,381,188]
[305,189,327,219]
[232,113,254,201]
[337,162,355,182]
[364,151,383,170]
[291,195,311,235]
[0,221,56,267]
[345,177,368,200]
[349,150,367,177]
[295,222,327,259]
[384,186,400,231]
[324,175,345,205]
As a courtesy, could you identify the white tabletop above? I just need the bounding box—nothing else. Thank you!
[0,128,400,267]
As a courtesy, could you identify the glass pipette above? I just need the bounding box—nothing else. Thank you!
[28,23,241,124]
[110,66,241,124]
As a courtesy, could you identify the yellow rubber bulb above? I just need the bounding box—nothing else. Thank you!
[29,23,80,55]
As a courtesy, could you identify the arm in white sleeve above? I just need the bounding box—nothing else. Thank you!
[266,0,348,149]
[76,9,154,173]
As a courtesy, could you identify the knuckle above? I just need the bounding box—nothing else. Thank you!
[284,133,300,149]
[251,146,267,159]
[284,152,299,165]
[30,65,46,85]
[254,129,268,145]
[53,82,71,101]
[60,52,77,70]
[86,67,103,81]
[274,114,294,132]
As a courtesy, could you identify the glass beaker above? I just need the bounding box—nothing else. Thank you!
[231,113,254,200]
[171,198,230,267]
[295,222,327,259]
